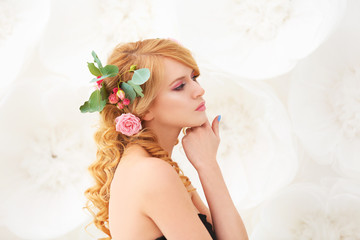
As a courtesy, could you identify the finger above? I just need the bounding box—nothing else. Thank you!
[211,115,220,138]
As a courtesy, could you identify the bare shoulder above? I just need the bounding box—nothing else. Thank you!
[117,155,177,183]
[134,157,213,239]
[131,156,186,200]
[111,154,214,239]
[129,156,175,177]
[114,155,181,192]
[135,156,186,195]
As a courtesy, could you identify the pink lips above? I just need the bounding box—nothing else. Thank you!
[196,101,206,111]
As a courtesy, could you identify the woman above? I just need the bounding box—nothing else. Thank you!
[83,38,248,240]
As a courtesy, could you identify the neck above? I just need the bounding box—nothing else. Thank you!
[143,121,181,157]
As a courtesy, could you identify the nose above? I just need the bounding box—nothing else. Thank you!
[192,81,205,99]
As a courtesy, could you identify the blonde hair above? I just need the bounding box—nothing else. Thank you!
[84,38,200,239]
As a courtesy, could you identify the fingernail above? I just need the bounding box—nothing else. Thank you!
[217,115,221,122]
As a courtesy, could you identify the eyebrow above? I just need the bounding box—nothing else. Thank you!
[169,70,195,86]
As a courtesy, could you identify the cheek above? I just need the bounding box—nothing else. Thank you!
[167,97,188,113]
[155,95,188,119]
[157,93,186,110]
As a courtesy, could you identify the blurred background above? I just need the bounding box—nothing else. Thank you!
[0,0,359,239]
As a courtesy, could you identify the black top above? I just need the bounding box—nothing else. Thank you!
[155,213,217,240]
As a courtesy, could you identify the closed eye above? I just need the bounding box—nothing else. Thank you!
[174,83,185,91]
[174,74,200,91]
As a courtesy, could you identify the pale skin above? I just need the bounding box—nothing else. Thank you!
[108,57,248,240]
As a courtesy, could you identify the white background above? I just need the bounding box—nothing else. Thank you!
[0,0,359,239]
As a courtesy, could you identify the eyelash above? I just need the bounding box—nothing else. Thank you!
[174,75,199,91]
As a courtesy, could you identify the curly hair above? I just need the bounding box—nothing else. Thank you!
[84,38,200,239]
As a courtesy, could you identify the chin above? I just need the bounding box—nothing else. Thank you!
[190,114,208,127]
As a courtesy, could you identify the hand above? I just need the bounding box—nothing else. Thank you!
[181,115,221,171]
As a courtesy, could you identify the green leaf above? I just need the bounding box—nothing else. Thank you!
[92,51,103,69]
[128,81,144,97]
[87,62,101,77]
[79,101,91,113]
[121,82,136,103]
[90,90,107,112]
[90,73,113,83]
[129,65,137,71]
[100,64,119,77]
[130,68,150,85]
[100,82,109,100]
[79,89,107,113]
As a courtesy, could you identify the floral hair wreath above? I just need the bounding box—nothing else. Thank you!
[80,51,150,136]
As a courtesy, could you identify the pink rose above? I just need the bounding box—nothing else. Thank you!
[117,89,126,100]
[108,93,119,104]
[112,87,118,94]
[117,102,124,109]
[123,98,130,105]
[115,113,142,136]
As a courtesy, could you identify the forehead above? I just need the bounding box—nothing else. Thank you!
[162,57,192,83]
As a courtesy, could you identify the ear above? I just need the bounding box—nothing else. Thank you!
[142,109,154,121]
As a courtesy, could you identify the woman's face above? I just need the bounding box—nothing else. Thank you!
[145,57,207,128]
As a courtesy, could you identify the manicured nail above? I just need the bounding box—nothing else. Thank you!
[217,115,221,122]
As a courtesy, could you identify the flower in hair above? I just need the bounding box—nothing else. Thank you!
[117,89,125,100]
[112,88,118,93]
[115,113,142,136]
[117,102,124,109]
[108,93,119,104]
[123,98,130,105]
[96,78,103,90]
[79,51,151,113]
